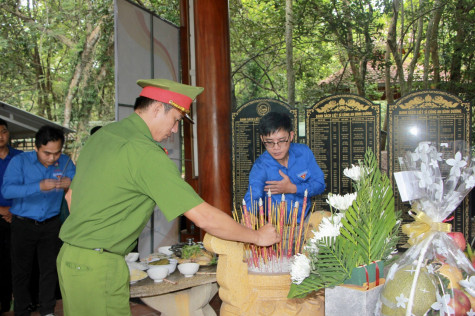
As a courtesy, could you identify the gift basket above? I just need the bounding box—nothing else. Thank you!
[376,141,475,316]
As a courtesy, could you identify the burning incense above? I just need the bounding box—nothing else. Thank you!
[295,189,308,253]
[231,193,314,273]
[242,200,259,267]
[267,189,272,223]
[278,194,285,258]
[287,202,299,258]
[259,198,269,263]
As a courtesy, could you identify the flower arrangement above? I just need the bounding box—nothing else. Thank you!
[288,149,401,298]
[376,141,475,316]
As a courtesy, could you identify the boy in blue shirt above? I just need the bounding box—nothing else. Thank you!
[2,125,75,316]
[244,112,326,223]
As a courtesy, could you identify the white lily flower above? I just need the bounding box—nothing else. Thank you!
[312,213,344,243]
[326,192,357,212]
[446,151,467,177]
[343,164,362,182]
[431,292,454,314]
[413,142,432,163]
[460,276,475,297]
[416,163,433,188]
[395,293,409,308]
[290,254,311,284]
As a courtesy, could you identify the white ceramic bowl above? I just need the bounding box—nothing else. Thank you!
[163,259,177,275]
[147,266,169,283]
[125,252,139,262]
[158,246,174,256]
[178,263,199,277]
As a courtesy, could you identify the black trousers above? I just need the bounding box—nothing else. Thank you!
[10,215,61,316]
[0,218,12,312]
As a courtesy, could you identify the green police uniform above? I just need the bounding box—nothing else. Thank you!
[57,113,203,316]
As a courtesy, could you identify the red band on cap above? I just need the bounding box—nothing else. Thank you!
[139,86,192,113]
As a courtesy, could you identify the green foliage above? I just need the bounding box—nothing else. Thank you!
[288,149,401,298]
[140,0,180,24]
[342,150,401,264]
[0,0,474,153]
[230,0,339,106]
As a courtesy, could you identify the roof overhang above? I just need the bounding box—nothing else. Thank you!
[0,101,75,139]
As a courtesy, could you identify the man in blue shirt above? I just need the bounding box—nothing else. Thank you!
[2,125,75,316]
[244,112,325,223]
[0,118,22,314]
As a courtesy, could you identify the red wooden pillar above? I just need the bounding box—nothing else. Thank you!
[194,1,232,217]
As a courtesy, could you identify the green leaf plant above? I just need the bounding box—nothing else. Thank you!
[288,149,401,298]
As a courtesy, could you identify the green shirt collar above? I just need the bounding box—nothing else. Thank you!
[128,112,166,152]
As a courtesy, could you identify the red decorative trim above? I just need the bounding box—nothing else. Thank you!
[373,261,380,286]
[140,86,192,113]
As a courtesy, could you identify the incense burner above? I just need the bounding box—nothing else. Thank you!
[203,211,329,315]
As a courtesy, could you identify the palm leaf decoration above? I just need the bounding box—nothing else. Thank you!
[288,149,401,298]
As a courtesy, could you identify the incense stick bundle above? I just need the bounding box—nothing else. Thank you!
[233,193,316,272]
[287,202,299,258]
[295,189,308,254]
[242,200,259,267]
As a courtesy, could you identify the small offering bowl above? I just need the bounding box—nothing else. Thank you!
[147,266,169,283]
[178,263,199,277]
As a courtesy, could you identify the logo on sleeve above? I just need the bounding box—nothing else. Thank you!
[297,170,308,180]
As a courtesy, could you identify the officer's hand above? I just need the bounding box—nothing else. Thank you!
[254,223,280,246]
[264,170,297,195]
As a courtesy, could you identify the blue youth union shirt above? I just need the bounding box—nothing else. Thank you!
[2,151,76,221]
[244,143,325,223]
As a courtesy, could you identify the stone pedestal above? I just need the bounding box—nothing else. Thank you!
[141,283,218,316]
[203,211,329,316]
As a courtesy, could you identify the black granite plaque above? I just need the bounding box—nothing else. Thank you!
[232,99,297,208]
[306,94,380,211]
[388,90,472,243]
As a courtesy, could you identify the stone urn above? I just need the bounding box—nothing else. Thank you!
[202,211,330,316]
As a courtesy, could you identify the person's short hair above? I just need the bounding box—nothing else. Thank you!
[0,118,8,128]
[35,125,65,148]
[258,112,293,136]
[134,96,174,112]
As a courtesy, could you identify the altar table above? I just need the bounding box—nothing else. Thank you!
[130,265,218,316]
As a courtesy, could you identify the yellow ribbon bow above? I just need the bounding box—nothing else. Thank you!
[401,208,452,246]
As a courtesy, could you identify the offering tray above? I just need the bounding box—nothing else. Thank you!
[169,241,217,266]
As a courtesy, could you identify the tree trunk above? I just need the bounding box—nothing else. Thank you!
[423,0,444,88]
[285,0,295,106]
[387,0,407,96]
[406,0,425,91]
[429,1,444,87]
[382,43,393,151]
[342,0,364,96]
[448,0,468,92]
[63,18,105,128]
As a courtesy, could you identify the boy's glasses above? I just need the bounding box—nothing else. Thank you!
[262,138,290,148]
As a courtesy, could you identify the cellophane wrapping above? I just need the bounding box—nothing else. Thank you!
[376,141,475,316]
